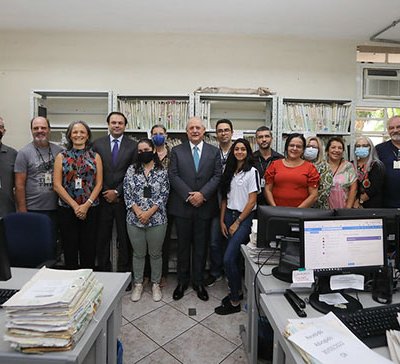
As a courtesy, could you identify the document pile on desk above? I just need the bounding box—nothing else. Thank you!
[2,267,103,353]
[283,312,392,364]
[387,325,400,363]
[246,220,279,265]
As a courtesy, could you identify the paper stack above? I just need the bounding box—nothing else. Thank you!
[246,220,280,265]
[3,267,103,353]
[386,314,400,364]
[284,312,392,364]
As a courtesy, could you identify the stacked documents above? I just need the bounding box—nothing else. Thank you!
[3,267,103,353]
[284,312,392,364]
[386,314,400,364]
[246,220,280,265]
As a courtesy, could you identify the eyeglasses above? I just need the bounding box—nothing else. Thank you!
[355,144,369,148]
[216,128,231,134]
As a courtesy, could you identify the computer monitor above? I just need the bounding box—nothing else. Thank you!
[256,206,335,282]
[0,218,11,281]
[335,208,400,267]
[256,206,335,248]
[301,216,386,313]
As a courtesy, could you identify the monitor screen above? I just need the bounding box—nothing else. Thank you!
[256,206,335,248]
[302,217,385,274]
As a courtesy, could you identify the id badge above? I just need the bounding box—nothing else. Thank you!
[394,160,400,169]
[44,172,52,184]
[75,177,83,189]
[143,186,152,198]
[260,178,266,188]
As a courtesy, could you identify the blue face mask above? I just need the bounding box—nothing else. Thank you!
[152,134,166,147]
[303,147,318,161]
[355,146,370,159]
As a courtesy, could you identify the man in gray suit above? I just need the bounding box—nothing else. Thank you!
[93,112,137,273]
[169,117,221,301]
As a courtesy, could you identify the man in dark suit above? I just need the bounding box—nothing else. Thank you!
[169,117,221,301]
[93,112,137,273]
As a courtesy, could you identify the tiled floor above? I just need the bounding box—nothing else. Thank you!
[120,274,249,364]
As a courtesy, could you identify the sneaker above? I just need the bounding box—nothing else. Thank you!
[222,293,244,306]
[215,300,241,315]
[204,275,223,287]
[130,283,143,302]
[152,283,162,302]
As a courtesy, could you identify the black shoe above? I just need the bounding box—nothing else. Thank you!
[173,284,188,300]
[193,284,209,301]
[215,300,241,315]
[222,293,244,305]
[125,282,132,292]
[204,275,223,287]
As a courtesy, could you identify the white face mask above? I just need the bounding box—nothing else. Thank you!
[303,147,318,161]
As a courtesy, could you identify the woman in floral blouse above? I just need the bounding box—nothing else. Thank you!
[123,138,169,302]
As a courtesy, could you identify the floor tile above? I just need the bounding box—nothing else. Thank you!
[119,323,159,364]
[122,290,165,321]
[164,324,237,364]
[202,311,247,346]
[220,345,248,364]
[122,316,129,326]
[133,305,197,346]
[169,291,220,322]
[207,277,230,301]
[136,348,181,364]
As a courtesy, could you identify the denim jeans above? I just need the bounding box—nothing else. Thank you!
[223,209,254,302]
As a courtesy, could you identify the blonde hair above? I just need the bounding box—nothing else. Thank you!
[305,136,325,164]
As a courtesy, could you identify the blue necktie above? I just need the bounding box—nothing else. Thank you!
[112,139,119,166]
[193,146,200,172]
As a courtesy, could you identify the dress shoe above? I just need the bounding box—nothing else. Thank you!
[193,284,209,301]
[173,283,188,300]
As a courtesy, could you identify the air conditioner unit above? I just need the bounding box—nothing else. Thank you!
[363,68,400,100]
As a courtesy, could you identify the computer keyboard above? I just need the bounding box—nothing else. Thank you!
[335,303,400,348]
[0,288,19,306]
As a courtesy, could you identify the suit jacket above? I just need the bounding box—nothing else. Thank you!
[93,135,137,196]
[168,141,221,219]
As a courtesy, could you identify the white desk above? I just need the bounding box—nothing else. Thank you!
[259,292,392,364]
[0,268,130,364]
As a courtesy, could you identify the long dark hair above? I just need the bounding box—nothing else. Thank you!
[133,138,162,172]
[221,138,254,198]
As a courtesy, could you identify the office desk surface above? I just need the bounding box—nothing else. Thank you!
[0,268,130,364]
[260,289,393,363]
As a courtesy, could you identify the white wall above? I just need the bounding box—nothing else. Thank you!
[0,31,357,148]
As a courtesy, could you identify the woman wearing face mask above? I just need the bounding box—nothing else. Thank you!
[352,136,385,208]
[304,136,331,209]
[123,138,169,302]
[151,124,170,168]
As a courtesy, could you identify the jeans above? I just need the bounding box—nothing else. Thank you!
[209,215,225,278]
[223,209,253,302]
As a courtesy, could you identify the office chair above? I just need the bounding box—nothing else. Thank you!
[3,212,57,268]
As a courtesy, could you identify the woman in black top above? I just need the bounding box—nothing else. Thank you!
[352,136,385,208]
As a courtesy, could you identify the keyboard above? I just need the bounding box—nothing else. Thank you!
[335,303,400,348]
[0,288,19,306]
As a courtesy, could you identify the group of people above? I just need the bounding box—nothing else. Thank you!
[1,113,400,316]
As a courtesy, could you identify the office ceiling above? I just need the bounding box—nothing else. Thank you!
[0,0,399,42]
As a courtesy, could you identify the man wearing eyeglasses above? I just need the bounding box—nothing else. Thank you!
[203,119,234,287]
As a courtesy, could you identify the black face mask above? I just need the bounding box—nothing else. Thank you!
[138,151,155,164]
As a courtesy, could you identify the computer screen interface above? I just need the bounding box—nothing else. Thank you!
[302,217,385,274]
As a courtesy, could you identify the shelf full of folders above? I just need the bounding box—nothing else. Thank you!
[281,99,352,134]
[116,95,194,132]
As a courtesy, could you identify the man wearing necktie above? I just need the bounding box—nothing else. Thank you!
[93,112,137,275]
[169,117,221,301]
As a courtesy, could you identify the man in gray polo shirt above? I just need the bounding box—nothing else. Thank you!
[14,117,62,222]
[0,117,18,217]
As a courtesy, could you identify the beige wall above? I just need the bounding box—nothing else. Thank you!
[0,31,357,148]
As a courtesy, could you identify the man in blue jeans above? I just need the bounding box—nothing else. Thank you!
[205,119,233,287]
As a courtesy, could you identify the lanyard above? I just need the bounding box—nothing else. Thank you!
[35,146,54,171]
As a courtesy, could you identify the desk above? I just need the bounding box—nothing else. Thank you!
[0,268,130,364]
[241,245,393,364]
[259,292,392,364]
